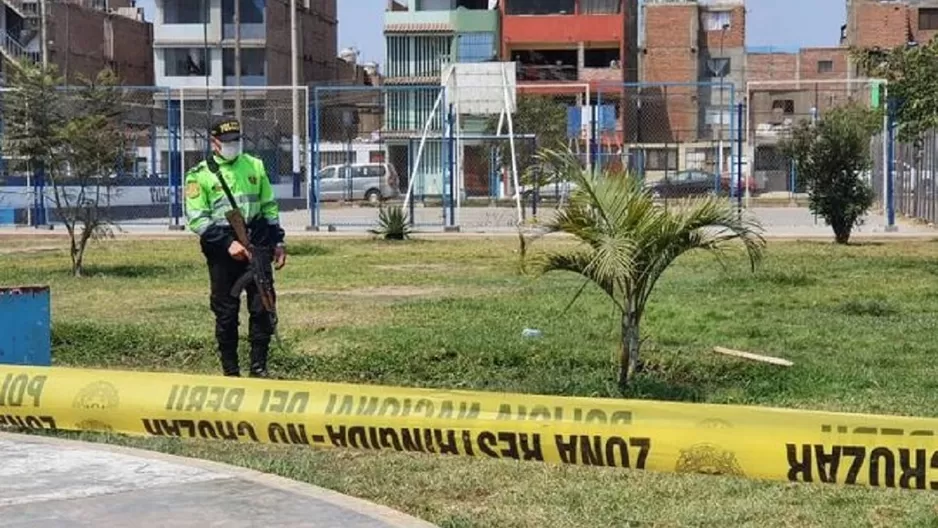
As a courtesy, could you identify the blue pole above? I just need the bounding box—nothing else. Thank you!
[168,98,182,229]
[736,102,744,219]
[446,102,456,230]
[886,97,896,229]
[592,89,600,172]
[310,87,321,229]
[33,161,45,227]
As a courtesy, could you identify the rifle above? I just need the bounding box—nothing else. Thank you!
[206,157,283,351]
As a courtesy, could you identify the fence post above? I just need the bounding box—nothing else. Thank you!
[32,160,47,228]
[167,97,184,231]
[736,101,744,219]
[408,137,416,226]
[307,87,320,231]
[886,96,897,231]
[444,102,458,232]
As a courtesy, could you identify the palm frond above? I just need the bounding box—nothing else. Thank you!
[535,250,623,311]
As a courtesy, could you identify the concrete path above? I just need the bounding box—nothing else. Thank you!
[0,432,436,528]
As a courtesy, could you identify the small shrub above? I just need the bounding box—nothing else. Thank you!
[369,205,412,241]
[287,243,331,257]
[759,270,817,287]
[838,298,898,317]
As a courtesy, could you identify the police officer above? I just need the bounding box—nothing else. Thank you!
[184,117,287,378]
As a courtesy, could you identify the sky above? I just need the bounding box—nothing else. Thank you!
[133,0,847,65]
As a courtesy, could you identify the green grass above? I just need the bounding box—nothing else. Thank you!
[4,234,938,527]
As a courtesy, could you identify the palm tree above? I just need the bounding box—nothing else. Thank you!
[533,148,766,389]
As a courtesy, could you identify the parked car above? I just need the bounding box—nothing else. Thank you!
[645,170,718,198]
[316,163,400,204]
[719,173,759,195]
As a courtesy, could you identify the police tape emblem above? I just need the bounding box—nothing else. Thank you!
[675,443,745,477]
[186,181,201,199]
[72,381,120,432]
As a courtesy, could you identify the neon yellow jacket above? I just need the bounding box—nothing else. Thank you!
[184,153,285,251]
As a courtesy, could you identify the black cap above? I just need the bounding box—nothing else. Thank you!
[210,118,241,141]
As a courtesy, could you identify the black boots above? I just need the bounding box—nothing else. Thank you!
[248,343,269,378]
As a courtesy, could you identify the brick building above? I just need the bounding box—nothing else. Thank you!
[0,0,153,85]
[844,0,938,50]
[745,45,853,192]
[638,0,744,178]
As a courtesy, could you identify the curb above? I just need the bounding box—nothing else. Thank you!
[0,431,438,528]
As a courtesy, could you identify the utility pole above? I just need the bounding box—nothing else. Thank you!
[234,0,242,122]
[39,0,48,68]
[291,0,300,193]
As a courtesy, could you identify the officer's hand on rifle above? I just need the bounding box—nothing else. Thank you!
[274,244,287,270]
[228,240,252,262]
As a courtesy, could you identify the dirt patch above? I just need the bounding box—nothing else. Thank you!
[279,286,450,299]
[0,245,63,255]
[372,264,453,272]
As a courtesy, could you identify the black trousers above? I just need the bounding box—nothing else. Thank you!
[207,253,276,376]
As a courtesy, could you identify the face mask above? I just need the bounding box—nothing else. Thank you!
[218,141,242,161]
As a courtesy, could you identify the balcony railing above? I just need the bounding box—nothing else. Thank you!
[516,64,578,82]
[0,29,39,64]
[579,67,621,82]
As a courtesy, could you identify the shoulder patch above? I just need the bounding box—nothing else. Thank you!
[186,181,201,199]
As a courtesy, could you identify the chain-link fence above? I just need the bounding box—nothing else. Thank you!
[0,85,310,231]
[175,86,310,230]
[310,84,447,230]
[0,86,175,228]
[592,82,742,204]
[888,129,938,225]
[748,80,884,199]
[456,87,586,231]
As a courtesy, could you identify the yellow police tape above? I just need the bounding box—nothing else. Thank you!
[2,364,938,491]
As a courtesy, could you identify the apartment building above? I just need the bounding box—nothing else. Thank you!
[383,0,500,196]
[150,0,337,191]
[636,0,744,179]
[153,0,337,100]
[844,0,938,51]
[0,0,153,85]
[500,0,636,91]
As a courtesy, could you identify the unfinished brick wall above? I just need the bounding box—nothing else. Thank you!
[266,0,338,86]
[746,53,798,83]
[642,3,699,143]
[47,2,153,86]
[848,0,912,48]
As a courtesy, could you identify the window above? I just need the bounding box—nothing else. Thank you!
[351,165,386,179]
[222,0,266,24]
[772,99,795,114]
[584,48,620,68]
[646,148,678,171]
[458,32,496,62]
[703,11,731,31]
[506,0,575,15]
[164,0,208,24]
[318,167,338,179]
[920,8,938,30]
[417,0,454,9]
[817,60,833,73]
[164,48,211,77]
[705,108,731,125]
[223,48,266,77]
[580,0,620,14]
